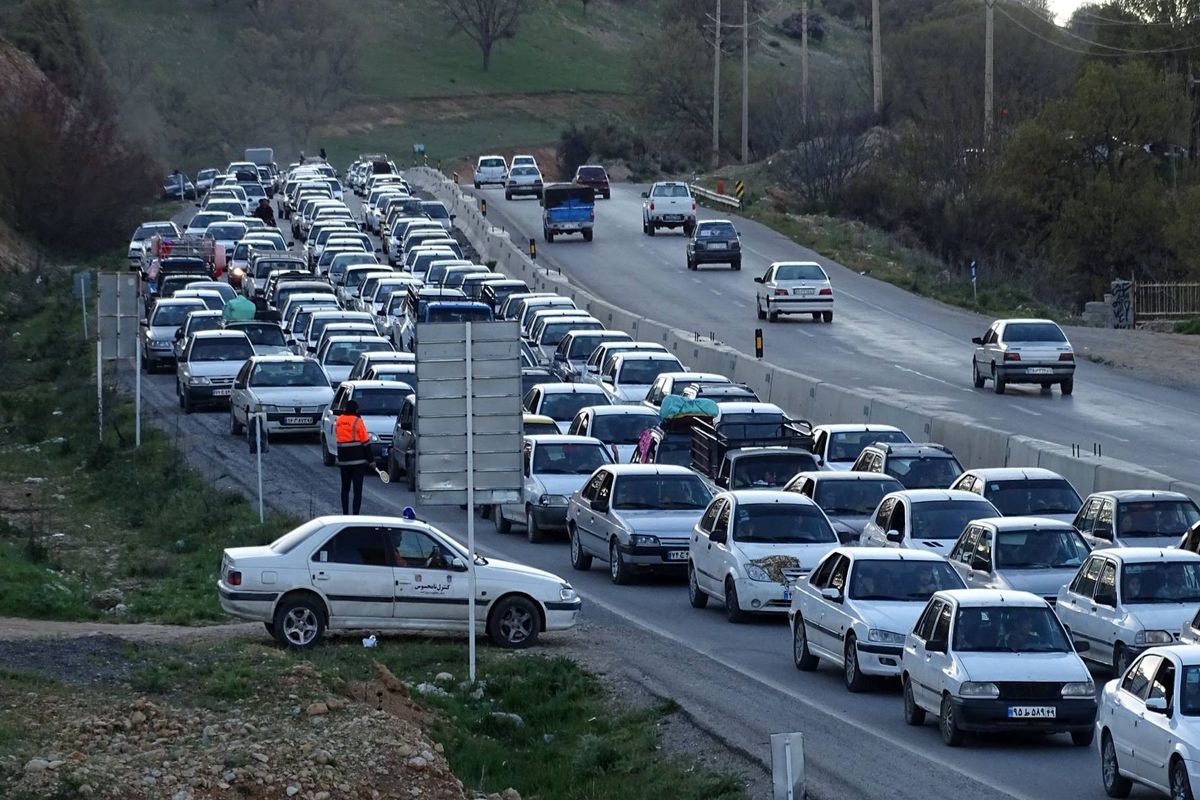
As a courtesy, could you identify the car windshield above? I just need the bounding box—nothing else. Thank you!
[994,529,1090,569]
[826,430,911,463]
[352,389,406,416]
[427,306,492,323]
[1119,500,1200,538]
[911,500,995,540]
[612,475,710,510]
[208,224,246,240]
[617,359,679,385]
[568,335,624,359]
[885,456,962,489]
[848,560,964,601]
[151,304,202,326]
[185,316,222,335]
[542,321,601,345]
[986,479,1082,516]
[590,413,656,444]
[732,503,837,544]
[1004,322,1067,343]
[310,317,361,339]
[1121,562,1200,604]
[532,443,610,474]
[190,214,226,228]
[541,392,609,421]
[732,453,820,489]
[953,606,1071,652]
[654,184,689,197]
[252,360,329,387]
[480,158,505,168]
[698,223,736,238]
[134,224,173,240]
[578,167,606,179]
[775,264,827,281]
[326,341,385,366]
[813,479,901,515]
[190,338,253,361]
[422,204,449,219]
[232,325,286,347]
[372,368,414,382]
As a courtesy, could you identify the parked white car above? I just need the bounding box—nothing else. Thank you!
[754,261,834,323]
[901,590,1097,747]
[859,489,1000,553]
[790,547,965,690]
[1056,548,1200,676]
[473,154,508,188]
[949,467,1083,523]
[493,435,614,543]
[1097,644,1200,799]
[688,490,840,623]
[945,516,1091,604]
[810,424,911,472]
[218,515,582,649]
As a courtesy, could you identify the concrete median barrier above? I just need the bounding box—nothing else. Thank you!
[1170,481,1200,500]
[1093,462,1176,492]
[809,384,871,425]
[766,371,822,414]
[930,419,1011,470]
[1035,445,1100,496]
[868,401,934,442]
[1004,434,1045,469]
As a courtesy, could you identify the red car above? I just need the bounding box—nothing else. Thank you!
[573,165,610,200]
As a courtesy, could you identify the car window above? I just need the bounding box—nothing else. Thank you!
[950,526,980,564]
[1070,556,1103,597]
[388,529,456,570]
[874,497,896,529]
[809,553,838,588]
[1095,560,1118,605]
[1003,322,1067,343]
[1094,501,1115,538]
[972,530,993,571]
[913,599,940,640]
[931,601,952,643]
[774,264,827,281]
[699,499,724,533]
[829,555,850,593]
[315,526,388,566]
[1148,660,1176,711]
[1123,654,1163,696]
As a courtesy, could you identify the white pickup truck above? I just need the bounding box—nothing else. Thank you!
[641,182,697,236]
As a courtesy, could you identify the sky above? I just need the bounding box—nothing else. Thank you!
[1048,0,1085,22]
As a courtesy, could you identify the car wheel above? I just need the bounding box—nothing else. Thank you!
[387,452,402,483]
[272,596,325,649]
[903,676,926,726]
[642,218,649,235]
[756,301,766,320]
[526,508,544,543]
[768,310,780,323]
[609,539,630,585]
[320,435,335,466]
[1062,378,1074,395]
[263,622,275,637]
[494,505,512,534]
[505,191,512,200]
[792,616,818,670]
[812,312,821,321]
[181,391,193,414]
[569,527,592,571]
[683,221,695,237]
[474,181,480,189]
[1113,642,1131,678]
[939,693,965,746]
[822,311,832,323]
[603,190,610,200]
[1102,732,1133,797]
[731,259,741,271]
[647,223,656,237]
[487,595,540,649]
[687,257,696,271]
[582,229,593,242]
[405,454,416,492]
[480,504,492,520]
[1071,728,1094,747]
[1174,757,1196,800]
[972,361,985,389]
[545,229,555,243]
[687,562,708,608]
[992,365,1006,394]
[844,635,868,692]
[230,410,244,436]
[724,578,749,623]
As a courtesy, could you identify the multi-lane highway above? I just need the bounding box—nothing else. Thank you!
[466,184,1200,486]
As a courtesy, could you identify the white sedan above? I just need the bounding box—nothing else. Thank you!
[1097,644,1200,799]
[218,515,582,648]
[754,261,833,323]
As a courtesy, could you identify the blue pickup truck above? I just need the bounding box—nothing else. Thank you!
[541,183,595,243]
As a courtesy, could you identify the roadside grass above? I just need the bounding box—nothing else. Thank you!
[0,266,297,624]
[1174,317,1200,334]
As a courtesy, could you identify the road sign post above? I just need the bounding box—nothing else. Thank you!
[98,272,140,446]
[771,732,805,799]
[970,260,978,303]
[735,180,746,203]
[755,328,764,359]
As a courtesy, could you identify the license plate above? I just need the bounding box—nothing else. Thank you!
[667,550,688,561]
[708,242,728,250]
[283,416,313,425]
[1027,367,1053,375]
[793,287,815,296]
[212,388,231,396]
[1007,706,1056,718]
[664,214,683,222]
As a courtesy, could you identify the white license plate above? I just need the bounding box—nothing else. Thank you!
[664,214,683,221]
[1007,706,1056,718]
[708,242,728,250]
[667,550,688,561]
[283,416,313,425]
[212,388,231,396]
[793,287,815,296]
[1026,367,1053,375]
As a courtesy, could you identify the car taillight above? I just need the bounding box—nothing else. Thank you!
[774,289,788,296]
[228,570,242,586]
[692,202,697,212]
[1059,353,1074,361]
[818,288,832,296]
[1003,352,1021,362]
[650,202,655,211]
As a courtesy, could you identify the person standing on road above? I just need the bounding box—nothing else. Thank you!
[335,399,371,515]
[251,198,276,228]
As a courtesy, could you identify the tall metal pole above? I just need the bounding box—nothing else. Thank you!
[135,340,142,448]
[801,0,809,126]
[255,409,264,524]
[872,0,883,119]
[984,0,994,143]
[712,0,722,168]
[741,0,750,163]
[96,342,103,442]
[465,322,477,683]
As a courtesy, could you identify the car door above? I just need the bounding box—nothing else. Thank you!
[1091,559,1122,666]
[388,527,470,624]
[977,324,1000,371]
[813,555,851,659]
[1093,499,1117,548]
[1134,656,1177,786]
[511,441,536,524]
[231,361,253,426]
[907,599,949,710]
[1073,498,1099,540]
[695,499,728,595]
[948,526,981,583]
[323,386,349,455]
[692,498,723,593]
[923,599,956,707]
[308,525,395,622]
[582,470,614,558]
[962,528,995,588]
[711,500,736,597]
[1108,654,1163,784]
[1059,556,1103,656]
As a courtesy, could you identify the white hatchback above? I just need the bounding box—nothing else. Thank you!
[474,155,508,188]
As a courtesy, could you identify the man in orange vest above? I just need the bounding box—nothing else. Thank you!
[335,399,372,514]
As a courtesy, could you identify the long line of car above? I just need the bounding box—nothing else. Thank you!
[132,149,1200,799]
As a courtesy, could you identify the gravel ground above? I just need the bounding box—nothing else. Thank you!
[1068,325,1200,392]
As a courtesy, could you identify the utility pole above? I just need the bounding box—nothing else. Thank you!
[871,0,883,119]
[741,0,749,163]
[801,0,809,125]
[712,0,722,168]
[984,0,994,144]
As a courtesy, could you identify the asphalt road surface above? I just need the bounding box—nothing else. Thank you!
[467,183,1200,487]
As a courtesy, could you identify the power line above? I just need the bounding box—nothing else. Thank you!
[1071,6,1183,26]
[994,2,1200,56]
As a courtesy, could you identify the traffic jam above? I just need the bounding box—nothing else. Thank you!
[132,149,1200,800]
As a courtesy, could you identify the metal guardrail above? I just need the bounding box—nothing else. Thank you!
[689,184,742,210]
[1135,282,1200,321]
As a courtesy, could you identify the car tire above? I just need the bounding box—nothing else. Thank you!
[731,259,740,271]
[1113,642,1131,678]
[724,578,749,623]
[505,191,512,200]
[609,539,630,585]
[939,693,965,747]
[387,452,402,483]
[687,562,708,608]
[487,595,540,649]
[494,505,512,534]
[526,508,545,543]
[768,310,780,323]
[812,312,821,321]
[272,595,325,649]
[844,635,868,692]
[792,617,818,670]
[972,361,985,389]
[545,229,555,243]
[683,221,695,237]
[1062,378,1074,395]
[474,181,480,189]
[822,311,832,323]
[569,527,592,571]
[480,504,492,520]
[603,190,611,200]
[756,301,766,320]
[992,366,1006,394]
[1071,728,1095,747]
[583,229,593,242]
[647,223,656,237]
[903,676,926,726]
[230,410,244,436]
[181,390,193,415]
[1102,732,1133,797]
[263,622,275,637]
[1174,757,1196,800]
[321,435,335,466]
[687,257,696,271]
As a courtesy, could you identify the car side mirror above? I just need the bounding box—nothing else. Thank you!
[289,241,296,246]
[1074,639,1090,653]
[1145,696,1169,714]
[450,214,457,220]
[886,529,903,543]
[140,320,149,327]
[753,276,764,284]
[971,336,984,345]
[640,191,649,198]
[194,203,201,208]
[449,556,468,572]
[926,638,948,654]
[820,587,842,603]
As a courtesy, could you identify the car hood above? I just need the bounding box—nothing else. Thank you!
[360,414,397,436]
[849,600,926,636]
[995,568,1078,598]
[147,324,181,339]
[612,509,706,537]
[957,651,1089,683]
[533,474,592,497]
[324,365,352,384]
[1125,603,1198,635]
[610,383,650,403]
[734,541,837,572]
[251,386,334,406]
[186,361,245,378]
[479,557,563,587]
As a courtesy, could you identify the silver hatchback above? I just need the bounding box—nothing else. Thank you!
[971,318,1075,395]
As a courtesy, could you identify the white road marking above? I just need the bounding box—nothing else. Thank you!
[1012,406,1042,417]
[893,365,971,393]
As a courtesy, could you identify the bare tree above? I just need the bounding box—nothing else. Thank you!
[439,0,529,71]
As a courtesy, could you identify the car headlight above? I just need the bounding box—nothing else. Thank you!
[1135,629,1174,645]
[630,534,661,547]
[1061,680,1095,697]
[368,433,379,442]
[867,628,906,645]
[958,681,1000,699]
[232,267,245,277]
[559,584,577,602]
[538,494,567,507]
[188,376,212,386]
[745,564,771,582]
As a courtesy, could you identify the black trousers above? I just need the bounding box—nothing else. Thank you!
[339,463,366,514]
